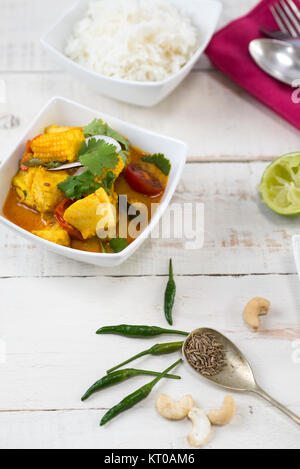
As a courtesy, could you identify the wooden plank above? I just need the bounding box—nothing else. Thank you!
[0,0,70,72]
[0,274,299,448]
[0,0,258,72]
[0,275,299,410]
[1,72,300,163]
[1,405,300,449]
[0,162,299,277]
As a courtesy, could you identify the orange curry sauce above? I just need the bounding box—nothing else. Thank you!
[3,146,167,253]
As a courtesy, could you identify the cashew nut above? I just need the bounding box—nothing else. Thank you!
[208,395,236,426]
[187,408,212,447]
[244,297,270,330]
[156,394,194,420]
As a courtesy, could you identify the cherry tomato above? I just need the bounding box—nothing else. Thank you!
[20,140,33,171]
[125,164,164,197]
[20,135,42,171]
[54,199,84,241]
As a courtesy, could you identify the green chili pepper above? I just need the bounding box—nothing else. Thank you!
[164,259,176,326]
[100,359,182,426]
[107,341,183,374]
[96,324,188,337]
[81,368,181,401]
[23,159,68,169]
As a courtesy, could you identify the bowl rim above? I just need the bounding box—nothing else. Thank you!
[0,96,188,260]
[40,0,222,88]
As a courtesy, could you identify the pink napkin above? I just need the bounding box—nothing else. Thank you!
[206,0,300,131]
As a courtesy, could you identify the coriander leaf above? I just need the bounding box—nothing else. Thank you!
[142,153,171,176]
[79,139,119,177]
[58,170,102,200]
[101,171,116,191]
[83,119,106,138]
[109,238,128,253]
[83,118,129,151]
[119,150,129,164]
[78,138,98,156]
[107,128,130,152]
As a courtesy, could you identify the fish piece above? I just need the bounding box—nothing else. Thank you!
[64,188,116,239]
[32,222,71,247]
[13,168,69,214]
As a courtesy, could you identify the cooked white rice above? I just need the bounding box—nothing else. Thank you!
[64,0,199,82]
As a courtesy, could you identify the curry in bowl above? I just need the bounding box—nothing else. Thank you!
[3,119,171,253]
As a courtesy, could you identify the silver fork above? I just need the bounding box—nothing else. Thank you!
[270,0,300,37]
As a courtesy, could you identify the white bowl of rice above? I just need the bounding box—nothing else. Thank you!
[41,0,222,106]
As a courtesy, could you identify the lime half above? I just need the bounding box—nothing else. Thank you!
[259,152,300,215]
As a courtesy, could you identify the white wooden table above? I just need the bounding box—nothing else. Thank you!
[0,0,300,450]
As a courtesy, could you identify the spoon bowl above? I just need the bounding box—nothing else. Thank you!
[183,328,300,425]
[183,328,256,392]
[249,38,300,86]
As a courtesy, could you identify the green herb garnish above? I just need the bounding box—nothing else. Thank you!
[58,139,119,200]
[58,170,116,201]
[58,170,102,200]
[109,238,128,253]
[99,240,107,254]
[79,139,119,177]
[83,119,130,151]
[142,153,171,176]
[119,150,129,164]
[101,171,116,191]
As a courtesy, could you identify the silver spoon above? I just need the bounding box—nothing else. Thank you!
[48,135,121,172]
[249,38,300,86]
[183,328,300,425]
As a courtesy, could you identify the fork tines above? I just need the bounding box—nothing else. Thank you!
[270,0,300,37]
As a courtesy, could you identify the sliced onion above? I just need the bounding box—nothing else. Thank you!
[74,166,88,176]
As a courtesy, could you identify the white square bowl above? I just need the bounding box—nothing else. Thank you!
[0,97,187,267]
[40,0,222,107]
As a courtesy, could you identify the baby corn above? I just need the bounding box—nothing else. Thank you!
[31,129,85,163]
[44,125,82,134]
